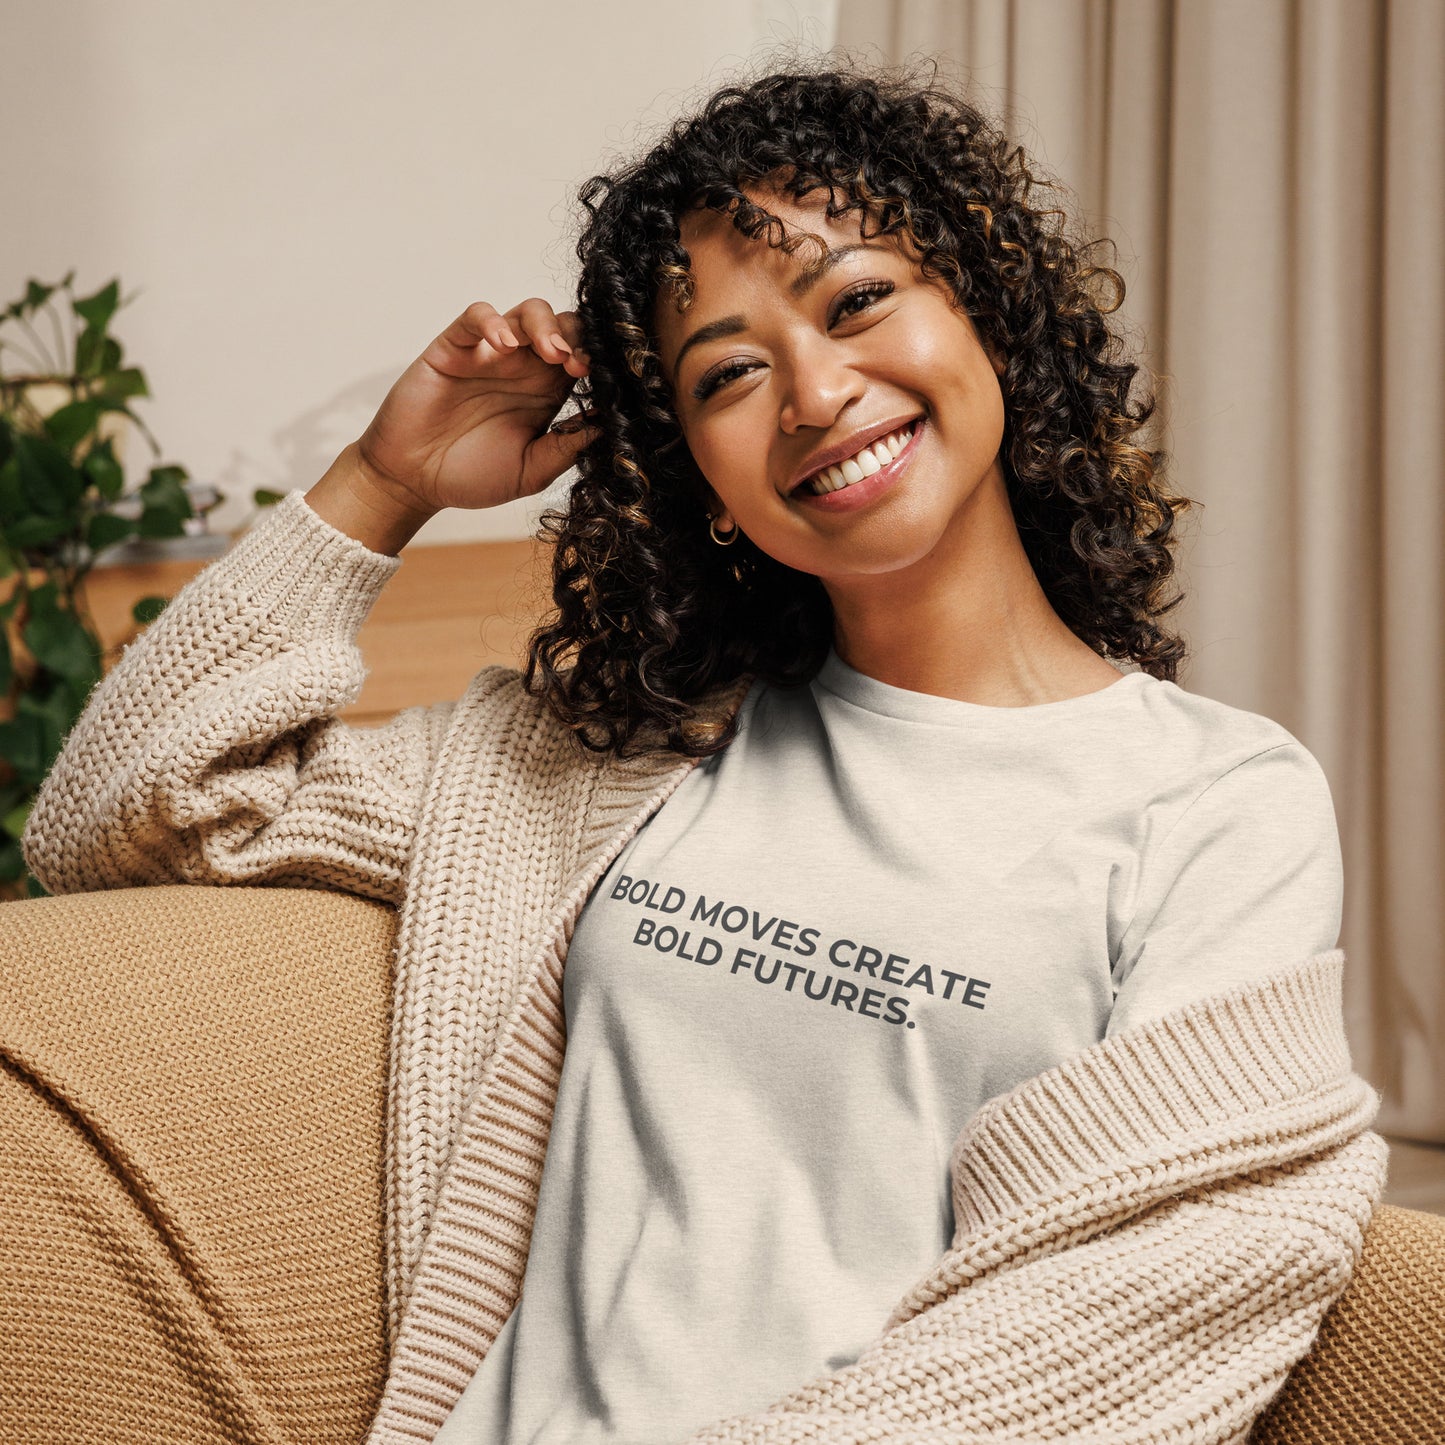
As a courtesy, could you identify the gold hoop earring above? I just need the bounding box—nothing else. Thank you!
[709,515,739,546]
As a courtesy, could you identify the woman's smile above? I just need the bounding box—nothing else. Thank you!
[789,416,925,512]
[651,182,1010,588]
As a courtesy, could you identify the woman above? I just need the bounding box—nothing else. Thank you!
[19,62,1384,1445]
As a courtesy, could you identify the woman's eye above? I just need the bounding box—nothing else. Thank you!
[693,359,756,401]
[691,281,896,401]
[830,279,895,324]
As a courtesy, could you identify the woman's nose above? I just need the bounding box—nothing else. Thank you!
[777,338,865,434]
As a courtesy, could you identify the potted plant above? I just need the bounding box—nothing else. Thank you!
[0,273,204,899]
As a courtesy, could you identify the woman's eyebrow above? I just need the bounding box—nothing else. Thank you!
[668,241,894,381]
[670,315,748,382]
[788,240,889,296]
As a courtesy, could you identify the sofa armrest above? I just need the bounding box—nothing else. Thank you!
[1251,1201,1445,1443]
[0,884,396,1444]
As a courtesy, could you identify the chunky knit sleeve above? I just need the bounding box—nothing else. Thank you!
[683,950,1387,1445]
[21,489,454,906]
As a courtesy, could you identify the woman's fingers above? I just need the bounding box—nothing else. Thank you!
[425,302,519,375]
[505,299,591,376]
[524,413,601,493]
[425,300,589,380]
[552,310,582,346]
[439,301,508,350]
[557,312,592,375]
[506,298,571,361]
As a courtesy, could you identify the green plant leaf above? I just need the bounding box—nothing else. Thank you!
[0,837,24,884]
[4,514,73,548]
[44,399,101,452]
[138,508,189,539]
[73,328,122,379]
[13,433,84,514]
[0,713,48,785]
[0,625,10,693]
[58,670,97,721]
[138,464,192,537]
[86,511,135,552]
[0,456,20,523]
[0,778,29,819]
[143,463,190,495]
[23,279,56,314]
[76,324,105,376]
[26,579,57,612]
[99,366,148,401]
[132,594,169,625]
[1,795,30,842]
[22,602,100,682]
[82,438,125,499]
[24,681,81,728]
[73,279,120,331]
[253,488,286,507]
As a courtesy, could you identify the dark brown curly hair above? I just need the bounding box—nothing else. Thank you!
[523,57,1195,758]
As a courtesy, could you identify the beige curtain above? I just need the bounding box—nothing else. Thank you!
[835,0,1444,1140]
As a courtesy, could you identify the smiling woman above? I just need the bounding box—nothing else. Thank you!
[654,193,1008,553]
[524,64,1195,756]
[648,182,1100,702]
[14,51,1382,1445]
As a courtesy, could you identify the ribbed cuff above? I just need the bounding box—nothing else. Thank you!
[950,948,1367,1232]
[211,487,404,640]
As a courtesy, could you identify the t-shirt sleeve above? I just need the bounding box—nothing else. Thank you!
[1106,740,1344,1039]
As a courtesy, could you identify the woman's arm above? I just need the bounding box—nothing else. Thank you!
[21,296,598,904]
[682,950,1387,1444]
[21,475,450,905]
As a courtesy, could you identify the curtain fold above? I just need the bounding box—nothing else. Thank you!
[835,0,1444,1138]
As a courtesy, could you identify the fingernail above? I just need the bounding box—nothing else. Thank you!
[550,333,572,354]
[499,327,519,347]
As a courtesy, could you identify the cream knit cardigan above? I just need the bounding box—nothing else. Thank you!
[23,490,1388,1445]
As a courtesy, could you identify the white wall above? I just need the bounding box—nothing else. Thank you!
[1,0,838,543]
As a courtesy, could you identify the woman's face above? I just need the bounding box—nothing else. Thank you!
[651,185,1009,586]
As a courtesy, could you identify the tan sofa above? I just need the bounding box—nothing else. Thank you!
[1,883,1442,1444]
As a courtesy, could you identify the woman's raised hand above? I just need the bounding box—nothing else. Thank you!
[353,299,598,515]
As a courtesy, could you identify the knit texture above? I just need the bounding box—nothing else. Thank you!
[0,883,395,1444]
[681,952,1385,1444]
[22,489,1391,1444]
[1251,1203,1445,1444]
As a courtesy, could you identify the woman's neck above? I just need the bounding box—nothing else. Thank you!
[823,469,1122,707]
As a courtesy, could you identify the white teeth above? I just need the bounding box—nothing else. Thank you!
[803,422,915,495]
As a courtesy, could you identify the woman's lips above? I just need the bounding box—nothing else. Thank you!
[790,417,925,514]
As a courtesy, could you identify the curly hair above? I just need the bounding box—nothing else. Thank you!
[523,56,1196,758]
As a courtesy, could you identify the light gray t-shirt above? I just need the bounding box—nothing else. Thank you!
[434,650,1343,1443]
